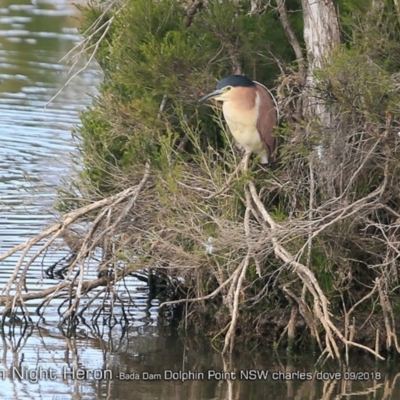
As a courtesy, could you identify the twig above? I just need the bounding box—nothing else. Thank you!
[45,0,125,108]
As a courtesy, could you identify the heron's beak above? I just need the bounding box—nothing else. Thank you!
[198,89,223,103]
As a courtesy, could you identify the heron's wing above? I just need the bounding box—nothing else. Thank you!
[254,81,278,164]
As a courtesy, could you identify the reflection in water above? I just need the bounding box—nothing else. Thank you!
[1,322,399,400]
[1,1,400,399]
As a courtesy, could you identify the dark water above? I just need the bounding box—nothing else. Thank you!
[1,1,400,399]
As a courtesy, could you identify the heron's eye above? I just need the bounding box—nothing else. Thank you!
[225,86,232,92]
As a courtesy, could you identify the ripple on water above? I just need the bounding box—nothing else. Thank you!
[0,2,162,399]
[0,0,101,311]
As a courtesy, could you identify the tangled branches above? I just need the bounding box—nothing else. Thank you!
[158,149,393,361]
[1,109,400,360]
[153,74,400,361]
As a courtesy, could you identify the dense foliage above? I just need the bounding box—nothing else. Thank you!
[72,0,298,191]
[63,0,400,357]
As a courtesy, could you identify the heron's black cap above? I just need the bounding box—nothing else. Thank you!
[216,75,255,89]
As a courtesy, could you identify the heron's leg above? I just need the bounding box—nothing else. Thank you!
[241,151,251,171]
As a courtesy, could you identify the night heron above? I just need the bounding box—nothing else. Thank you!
[199,75,278,165]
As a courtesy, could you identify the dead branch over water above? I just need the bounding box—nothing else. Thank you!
[0,164,150,325]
